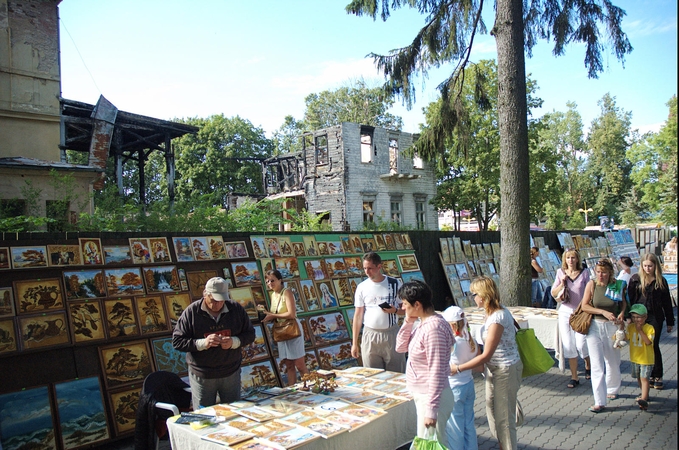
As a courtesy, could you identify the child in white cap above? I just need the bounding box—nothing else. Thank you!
[626,303,655,410]
[442,305,479,449]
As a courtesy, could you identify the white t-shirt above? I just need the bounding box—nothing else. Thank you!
[449,333,475,387]
[616,270,631,284]
[480,307,521,366]
[353,276,402,329]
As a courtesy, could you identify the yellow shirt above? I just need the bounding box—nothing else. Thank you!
[626,323,655,365]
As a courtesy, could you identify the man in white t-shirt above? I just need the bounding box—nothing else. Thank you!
[351,252,405,372]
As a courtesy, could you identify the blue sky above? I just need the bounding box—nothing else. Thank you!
[58,0,677,137]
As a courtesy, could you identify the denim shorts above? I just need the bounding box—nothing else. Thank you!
[631,363,653,379]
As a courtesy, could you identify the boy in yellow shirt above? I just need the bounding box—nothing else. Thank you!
[625,304,655,410]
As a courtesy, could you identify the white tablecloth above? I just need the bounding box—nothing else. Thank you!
[167,399,416,450]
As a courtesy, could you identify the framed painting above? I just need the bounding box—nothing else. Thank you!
[303,259,328,281]
[142,265,181,293]
[393,234,405,250]
[99,339,154,390]
[250,285,268,311]
[300,318,314,348]
[79,238,104,265]
[308,312,349,345]
[349,235,363,254]
[347,278,363,299]
[275,257,300,279]
[231,261,262,287]
[54,376,110,449]
[172,237,194,262]
[316,241,330,256]
[278,237,294,257]
[0,385,57,450]
[229,287,258,319]
[264,237,281,258]
[332,278,353,307]
[177,268,189,291]
[151,336,188,375]
[343,256,363,277]
[149,237,172,263]
[401,271,425,283]
[204,236,227,259]
[163,292,193,328]
[343,307,356,338]
[314,281,338,309]
[299,279,321,312]
[10,245,48,269]
[67,299,107,344]
[103,245,133,265]
[0,318,18,354]
[302,236,318,257]
[190,236,212,261]
[187,270,217,299]
[361,237,377,253]
[440,238,452,264]
[259,258,275,273]
[381,259,400,277]
[374,234,387,251]
[282,280,305,314]
[466,260,478,277]
[275,349,319,386]
[134,295,170,335]
[383,233,396,251]
[0,287,15,318]
[18,311,70,350]
[225,241,250,259]
[108,386,141,437]
[401,234,413,250]
[324,257,347,278]
[292,242,306,257]
[128,238,152,264]
[250,236,268,259]
[241,360,279,398]
[326,241,343,256]
[13,278,64,315]
[317,342,358,371]
[0,247,10,270]
[397,253,420,272]
[241,324,270,364]
[47,244,82,267]
[104,298,140,338]
[63,269,107,300]
[104,267,145,297]
[455,262,470,280]
[339,236,352,254]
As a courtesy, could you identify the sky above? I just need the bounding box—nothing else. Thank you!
[58,0,677,137]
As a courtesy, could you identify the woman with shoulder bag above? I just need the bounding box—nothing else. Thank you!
[580,259,626,413]
[628,253,675,390]
[550,249,591,388]
[261,269,308,385]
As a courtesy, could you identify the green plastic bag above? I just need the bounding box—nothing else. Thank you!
[412,427,447,450]
[515,327,554,377]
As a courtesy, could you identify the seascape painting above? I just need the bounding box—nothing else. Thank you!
[10,245,48,269]
[151,336,188,375]
[54,377,110,449]
[103,245,133,265]
[308,312,348,345]
[0,385,57,450]
[274,257,299,279]
[317,342,357,371]
[324,258,347,278]
[231,261,262,287]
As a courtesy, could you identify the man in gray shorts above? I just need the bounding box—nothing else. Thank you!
[351,252,405,372]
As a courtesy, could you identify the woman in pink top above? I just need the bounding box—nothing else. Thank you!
[396,280,454,445]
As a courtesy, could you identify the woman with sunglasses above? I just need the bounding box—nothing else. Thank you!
[580,259,626,412]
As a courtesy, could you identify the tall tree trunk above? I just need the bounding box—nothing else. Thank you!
[494,0,531,306]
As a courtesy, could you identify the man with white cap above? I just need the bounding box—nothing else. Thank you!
[173,277,255,409]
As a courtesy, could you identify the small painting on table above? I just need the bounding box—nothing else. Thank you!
[54,376,110,449]
[79,238,104,265]
[0,385,57,450]
[13,278,64,315]
[10,245,48,269]
[47,244,82,267]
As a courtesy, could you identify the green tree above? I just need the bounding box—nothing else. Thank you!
[272,115,307,155]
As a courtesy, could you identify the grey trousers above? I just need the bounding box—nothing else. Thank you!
[189,369,241,410]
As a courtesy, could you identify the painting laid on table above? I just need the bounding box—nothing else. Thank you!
[172,237,194,262]
[241,324,270,364]
[299,279,321,311]
[0,385,57,450]
[317,342,357,371]
[163,292,193,328]
[226,241,249,259]
[104,298,140,338]
[229,287,258,319]
[103,245,133,265]
[302,235,318,257]
[0,318,18,354]
[151,336,188,375]
[0,247,10,270]
[67,299,107,344]
[79,238,104,265]
[63,269,107,300]
[10,245,48,269]
[241,360,279,398]
[0,287,15,318]
[13,278,64,315]
[332,278,354,307]
[54,376,110,449]
[231,261,262,287]
[99,339,154,390]
[314,281,338,309]
[275,257,300,279]
[19,311,70,350]
[47,244,82,267]
[397,253,420,272]
[104,267,145,297]
[142,265,181,293]
[187,270,217,299]
[134,295,169,335]
[108,386,141,436]
[308,312,349,345]
[149,237,172,263]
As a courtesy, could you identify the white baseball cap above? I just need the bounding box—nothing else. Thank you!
[205,277,230,301]
[442,305,465,322]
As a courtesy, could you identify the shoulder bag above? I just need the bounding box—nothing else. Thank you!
[514,319,555,377]
[271,289,301,343]
[569,282,593,335]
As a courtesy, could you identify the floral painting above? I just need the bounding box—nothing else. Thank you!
[68,299,107,343]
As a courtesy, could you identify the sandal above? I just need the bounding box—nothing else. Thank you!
[637,399,648,410]
[585,369,591,380]
[606,394,619,400]
[653,379,664,390]
[567,379,580,388]
[588,405,605,413]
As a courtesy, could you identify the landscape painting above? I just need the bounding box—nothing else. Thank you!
[99,339,154,389]
[398,253,420,272]
[308,312,349,345]
[10,245,48,269]
[172,237,194,262]
[275,257,300,279]
[0,318,18,354]
[332,278,354,307]
[104,268,145,297]
[0,287,15,318]
[54,377,110,449]
[324,257,347,278]
[142,265,180,293]
[163,292,193,327]
[68,300,107,344]
[134,295,169,335]
[241,324,270,364]
[317,342,357,371]
[104,298,140,338]
[103,245,133,265]
[190,236,212,260]
[241,360,279,398]
[47,244,82,267]
[229,287,257,319]
[231,261,262,287]
[108,386,141,436]
[0,385,57,450]
[13,278,64,315]
[299,279,321,311]
[63,269,107,300]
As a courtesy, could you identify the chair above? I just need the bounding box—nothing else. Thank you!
[134,371,192,450]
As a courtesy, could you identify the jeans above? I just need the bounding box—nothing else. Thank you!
[446,379,478,450]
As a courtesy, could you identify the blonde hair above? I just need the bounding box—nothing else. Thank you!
[451,320,476,353]
[561,249,582,271]
[593,259,615,286]
[639,253,664,289]
[469,276,502,315]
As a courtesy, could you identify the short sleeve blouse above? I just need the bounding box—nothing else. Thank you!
[481,307,521,366]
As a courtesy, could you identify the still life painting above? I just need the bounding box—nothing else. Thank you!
[13,278,64,314]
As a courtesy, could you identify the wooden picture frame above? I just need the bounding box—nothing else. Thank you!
[18,311,70,350]
[103,298,140,339]
[128,238,152,264]
[308,312,349,345]
[361,237,377,253]
[134,295,170,335]
[79,238,104,265]
[0,287,15,318]
[63,269,107,300]
[163,292,192,328]
[326,241,343,256]
[374,234,387,251]
[229,287,258,319]
[282,280,305,314]
[324,257,347,278]
[0,385,57,449]
[250,285,268,311]
[241,324,270,364]
[104,267,145,297]
[142,265,181,293]
[103,245,133,265]
[0,247,10,270]
[10,245,48,269]
[204,236,227,259]
[108,386,141,437]
[190,236,212,261]
[340,236,353,254]
[343,256,363,277]
[47,244,82,267]
[263,237,281,258]
[397,253,420,272]
[13,278,64,315]
[99,339,154,390]
[172,237,194,262]
[259,258,274,274]
[54,376,110,449]
[241,360,279,398]
[291,242,306,257]
[225,241,249,259]
[303,259,328,281]
[277,237,294,257]
[187,270,217,299]
[275,257,300,279]
[343,307,356,338]
[151,336,188,376]
[250,236,268,259]
[0,318,18,354]
[381,259,400,277]
[314,281,338,309]
[149,237,172,263]
[231,261,262,287]
[348,235,362,254]
[332,278,353,307]
[67,299,107,344]
[302,236,319,257]
[299,279,321,312]
[317,342,357,371]
[316,241,330,256]
[400,271,425,283]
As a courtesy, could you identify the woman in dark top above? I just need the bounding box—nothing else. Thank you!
[628,253,675,390]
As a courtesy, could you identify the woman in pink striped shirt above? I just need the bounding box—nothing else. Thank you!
[396,280,454,445]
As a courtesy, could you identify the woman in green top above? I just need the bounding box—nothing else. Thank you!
[581,259,626,413]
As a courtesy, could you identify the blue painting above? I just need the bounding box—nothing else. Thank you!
[151,337,188,375]
[54,377,110,449]
[0,385,57,450]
